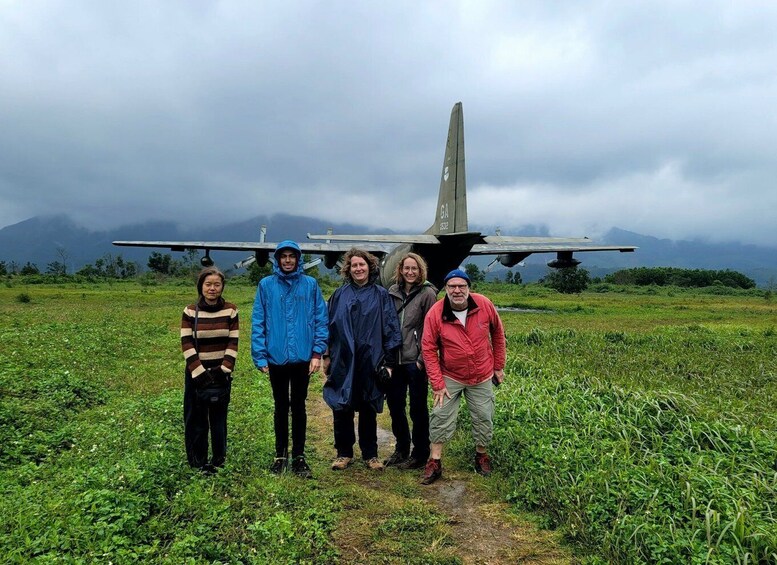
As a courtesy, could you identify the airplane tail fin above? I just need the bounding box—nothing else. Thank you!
[427,102,467,236]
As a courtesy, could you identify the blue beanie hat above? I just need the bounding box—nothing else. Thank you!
[444,268,470,285]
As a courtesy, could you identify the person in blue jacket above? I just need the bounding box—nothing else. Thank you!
[323,248,402,472]
[252,240,328,478]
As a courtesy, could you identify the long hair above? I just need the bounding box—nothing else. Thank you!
[196,266,225,297]
[393,252,428,286]
[340,248,380,282]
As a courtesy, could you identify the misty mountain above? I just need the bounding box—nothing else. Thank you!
[2,216,776,286]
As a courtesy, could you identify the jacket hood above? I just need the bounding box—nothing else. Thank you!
[273,240,303,277]
[274,240,302,261]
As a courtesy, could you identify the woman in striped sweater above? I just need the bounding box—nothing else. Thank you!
[181,267,239,473]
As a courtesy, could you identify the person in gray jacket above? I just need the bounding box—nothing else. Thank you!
[384,252,438,469]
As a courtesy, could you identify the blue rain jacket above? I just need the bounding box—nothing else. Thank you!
[323,274,401,412]
[251,240,328,368]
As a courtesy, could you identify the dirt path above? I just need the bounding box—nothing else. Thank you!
[308,395,573,564]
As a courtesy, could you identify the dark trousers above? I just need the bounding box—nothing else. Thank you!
[269,362,311,458]
[332,401,378,460]
[184,373,231,468]
[385,362,430,460]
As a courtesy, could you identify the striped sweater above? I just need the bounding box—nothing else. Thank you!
[181,297,239,379]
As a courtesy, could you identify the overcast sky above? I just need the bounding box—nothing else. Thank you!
[2,1,776,247]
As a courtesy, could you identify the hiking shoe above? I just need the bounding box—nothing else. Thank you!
[474,452,492,476]
[383,449,409,467]
[270,457,286,474]
[420,458,442,485]
[397,456,426,470]
[291,456,313,479]
[365,457,385,471]
[331,456,353,471]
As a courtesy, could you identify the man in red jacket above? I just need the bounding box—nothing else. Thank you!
[420,269,506,485]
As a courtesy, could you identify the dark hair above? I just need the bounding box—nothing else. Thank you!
[197,267,225,296]
[340,248,380,282]
[393,252,428,285]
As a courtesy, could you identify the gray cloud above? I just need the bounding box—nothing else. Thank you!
[2,1,776,247]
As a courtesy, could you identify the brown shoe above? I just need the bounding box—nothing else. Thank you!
[365,457,385,471]
[474,452,492,476]
[420,458,442,485]
[331,456,353,471]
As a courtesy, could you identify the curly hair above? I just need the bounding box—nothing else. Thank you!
[340,248,380,282]
[392,252,428,286]
[196,266,225,296]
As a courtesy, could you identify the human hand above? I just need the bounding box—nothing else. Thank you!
[493,370,504,385]
[259,366,270,374]
[433,386,451,408]
[309,358,321,375]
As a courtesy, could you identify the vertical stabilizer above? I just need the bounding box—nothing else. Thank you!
[427,102,467,235]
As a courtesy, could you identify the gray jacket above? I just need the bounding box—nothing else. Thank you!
[387,281,438,365]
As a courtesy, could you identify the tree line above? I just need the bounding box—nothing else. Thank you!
[1,253,758,294]
[603,267,756,289]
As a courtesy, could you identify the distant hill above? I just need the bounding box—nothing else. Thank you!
[2,216,776,286]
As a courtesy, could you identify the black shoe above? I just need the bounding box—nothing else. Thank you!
[270,457,287,475]
[420,458,442,485]
[383,449,409,467]
[397,456,426,470]
[291,456,313,479]
[201,463,217,476]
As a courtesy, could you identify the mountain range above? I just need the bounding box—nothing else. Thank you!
[2,215,776,286]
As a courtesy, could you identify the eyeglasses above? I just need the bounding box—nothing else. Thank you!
[446,284,468,290]
[402,266,419,272]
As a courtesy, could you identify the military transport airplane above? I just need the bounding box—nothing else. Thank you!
[114,102,636,289]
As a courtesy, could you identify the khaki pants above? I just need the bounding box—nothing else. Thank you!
[429,377,494,446]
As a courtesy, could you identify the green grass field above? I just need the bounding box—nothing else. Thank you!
[1,280,775,563]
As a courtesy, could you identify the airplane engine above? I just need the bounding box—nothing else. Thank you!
[497,252,531,268]
[323,253,342,270]
[254,251,270,267]
[547,251,581,269]
[200,252,214,267]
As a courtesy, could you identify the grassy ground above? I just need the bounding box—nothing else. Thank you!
[1,279,775,563]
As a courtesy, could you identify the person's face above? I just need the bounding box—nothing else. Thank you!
[445,277,469,309]
[350,256,370,285]
[202,274,224,303]
[278,250,298,273]
[400,258,419,286]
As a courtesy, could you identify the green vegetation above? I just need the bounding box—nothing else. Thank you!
[1,280,775,563]
[605,267,756,289]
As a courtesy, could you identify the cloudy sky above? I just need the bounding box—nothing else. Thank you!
[2,1,776,247]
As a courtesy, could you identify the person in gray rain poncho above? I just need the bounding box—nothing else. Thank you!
[323,248,401,472]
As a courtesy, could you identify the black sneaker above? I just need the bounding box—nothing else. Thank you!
[291,456,313,479]
[383,449,409,467]
[397,456,426,470]
[270,457,286,475]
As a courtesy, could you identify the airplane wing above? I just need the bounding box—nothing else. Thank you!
[472,237,637,255]
[112,240,395,255]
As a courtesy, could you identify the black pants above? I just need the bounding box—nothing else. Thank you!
[269,362,311,458]
[385,362,430,460]
[184,373,231,468]
[332,400,378,460]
